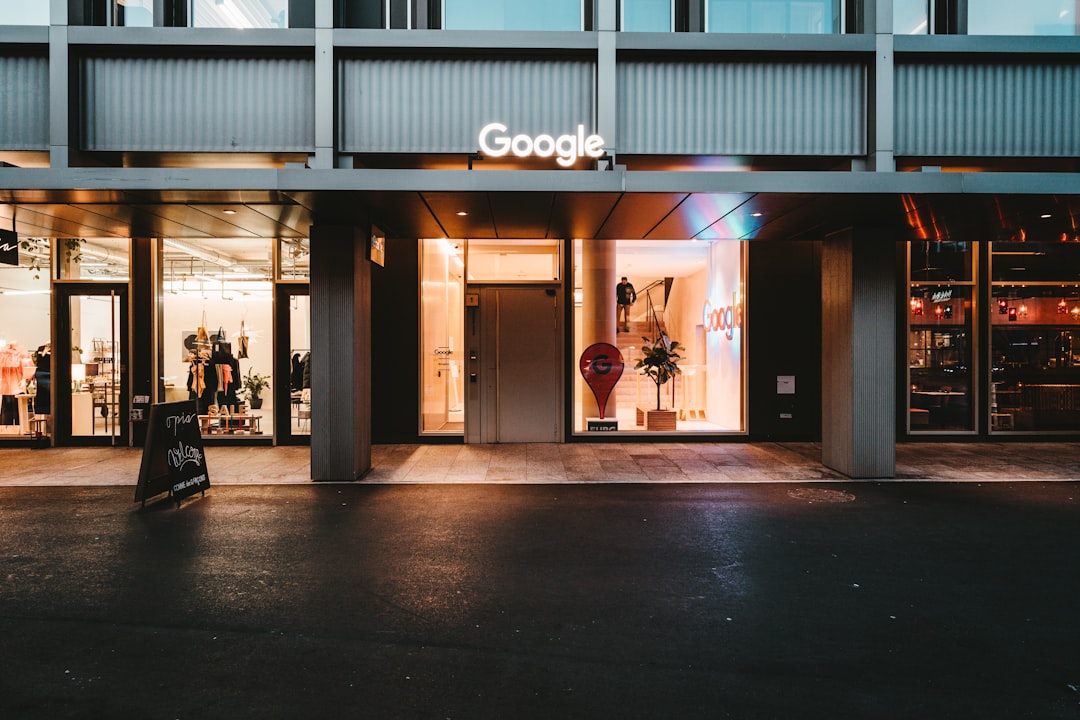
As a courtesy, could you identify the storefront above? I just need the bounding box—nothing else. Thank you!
[3,0,1080,479]
[0,237,311,446]
[908,239,1080,436]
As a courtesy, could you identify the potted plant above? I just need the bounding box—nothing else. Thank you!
[635,335,682,430]
[240,368,270,409]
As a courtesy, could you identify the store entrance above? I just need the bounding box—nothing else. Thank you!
[54,284,128,446]
[465,285,562,443]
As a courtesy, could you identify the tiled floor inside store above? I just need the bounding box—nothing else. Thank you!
[1,441,1079,486]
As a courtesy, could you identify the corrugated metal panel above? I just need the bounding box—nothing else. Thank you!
[0,56,49,150]
[896,63,1080,156]
[340,58,596,153]
[81,56,315,152]
[618,61,865,156]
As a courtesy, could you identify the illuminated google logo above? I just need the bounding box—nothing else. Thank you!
[478,122,605,168]
[703,294,743,340]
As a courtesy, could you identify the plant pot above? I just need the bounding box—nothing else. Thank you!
[249,398,264,410]
[638,408,677,431]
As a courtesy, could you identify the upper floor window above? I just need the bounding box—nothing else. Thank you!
[895,0,930,33]
[0,0,49,24]
[622,0,674,31]
[192,0,289,28]
[706,0,841,34]
[443,0,582,30]
[967,0,1078,35]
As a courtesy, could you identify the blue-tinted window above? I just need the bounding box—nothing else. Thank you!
[706,0,840,34]
[622,0,672,31]
[0,0,48,24]
[894,0,930,34]
[967,0,1077,35]
[192,0,289,29]
[444,0,581,31]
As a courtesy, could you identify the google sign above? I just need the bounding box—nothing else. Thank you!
[478,122,605,167]
[703,293,743,340]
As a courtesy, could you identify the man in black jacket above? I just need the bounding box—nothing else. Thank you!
[616,276,636,333]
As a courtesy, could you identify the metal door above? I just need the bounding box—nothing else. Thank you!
[466,285,562,443]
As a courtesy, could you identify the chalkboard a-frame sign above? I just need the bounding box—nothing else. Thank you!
[135,400,210,507]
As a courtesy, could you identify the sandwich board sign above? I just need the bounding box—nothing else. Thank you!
[135,400,210,507]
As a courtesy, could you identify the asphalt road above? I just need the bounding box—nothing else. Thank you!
[2,482,1079,719]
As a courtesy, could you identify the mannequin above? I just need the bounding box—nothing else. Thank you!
[0,340,30,425]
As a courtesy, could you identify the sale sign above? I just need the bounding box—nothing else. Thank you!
[579,343,624,420]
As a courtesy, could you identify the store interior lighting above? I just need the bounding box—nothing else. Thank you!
[163,239,235,267]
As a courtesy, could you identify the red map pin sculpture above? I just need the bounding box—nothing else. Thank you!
[579,343,624,420]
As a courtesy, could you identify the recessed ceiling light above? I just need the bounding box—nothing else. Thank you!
[751,212,763,218]
[223,209,237,215]
[1040,214,1052,219]
[457,211,468,216]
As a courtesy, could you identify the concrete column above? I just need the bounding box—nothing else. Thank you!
[868,0,895,171]
[597,0,617,161]
[580,240,617,422]
[48,18,68,169]
[312,0,335,168]
[821,229,896,478]
[309,225,371,480]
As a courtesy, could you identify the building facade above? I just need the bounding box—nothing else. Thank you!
[2,0,1079,479]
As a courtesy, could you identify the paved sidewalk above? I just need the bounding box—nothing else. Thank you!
[1,441,1079,486]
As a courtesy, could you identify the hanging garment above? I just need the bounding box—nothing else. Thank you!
[0,343,29,396]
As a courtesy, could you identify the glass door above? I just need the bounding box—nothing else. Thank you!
[274,284,311,444]
[54,284,128,446]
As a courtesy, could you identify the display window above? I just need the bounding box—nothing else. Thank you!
[0,237,52,440]
[162,238,275,437]
[990,242,1080,433]
[572,239,746,435]
[908,241,975,433]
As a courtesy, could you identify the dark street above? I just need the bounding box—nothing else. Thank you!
[2,481,1079,719]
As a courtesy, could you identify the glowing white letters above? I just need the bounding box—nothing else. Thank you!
[478,122,605,168]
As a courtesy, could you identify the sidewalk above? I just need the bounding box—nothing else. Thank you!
[1,441,1079,486]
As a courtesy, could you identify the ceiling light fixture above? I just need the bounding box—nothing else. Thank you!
[223,209,237,215]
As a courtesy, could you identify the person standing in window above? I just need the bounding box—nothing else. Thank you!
[616,276,636,333]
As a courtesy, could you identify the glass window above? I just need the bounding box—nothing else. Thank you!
[279,238,310,280]
[0,238,52,440]
[443,0,581,30]
[0,0,48,24]
[192,0,289,28]
[909,286,974,432]
[894,0,930,34]
[420,239,465,434]
[163,238,274,437]
[706,0,840,33]
[572,239,745,435]
[466,239,560,282]
[622,0,673,31]
[967,0,1077,35]
[58,238,130,281]
[910,240,973,283]
[990,242,1080,432]
[114,0,154,26]
[908,241,975,433]
[287,294,311,436]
